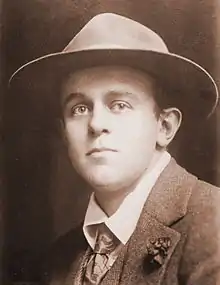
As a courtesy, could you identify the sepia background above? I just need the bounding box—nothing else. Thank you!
[2,0,220,283]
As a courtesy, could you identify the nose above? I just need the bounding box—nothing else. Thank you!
[88,103,110,136]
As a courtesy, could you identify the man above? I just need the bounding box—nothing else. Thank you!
[9,13,220,285]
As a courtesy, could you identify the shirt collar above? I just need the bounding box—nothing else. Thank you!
[83,151,171,249]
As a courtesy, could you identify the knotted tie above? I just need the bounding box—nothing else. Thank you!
[83,223,119,284]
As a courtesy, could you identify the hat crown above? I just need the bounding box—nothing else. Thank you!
[63,13,169,53]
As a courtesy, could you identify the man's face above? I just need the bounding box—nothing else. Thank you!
[61,66,161,192]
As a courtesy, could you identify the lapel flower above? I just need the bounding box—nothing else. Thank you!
[146,237,171,267]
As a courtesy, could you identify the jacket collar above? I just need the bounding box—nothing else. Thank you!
[143,158,197,226]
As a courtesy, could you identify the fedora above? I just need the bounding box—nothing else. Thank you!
[9,13,219,119]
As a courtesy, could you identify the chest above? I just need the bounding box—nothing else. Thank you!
[49,232,184,285]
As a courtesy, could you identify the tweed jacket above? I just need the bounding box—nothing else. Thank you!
[43,159,220,285]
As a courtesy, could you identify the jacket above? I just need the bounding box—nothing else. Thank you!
[42,159,220,285]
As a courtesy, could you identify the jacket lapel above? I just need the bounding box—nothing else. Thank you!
[118,159,198,285]
[101,245,128,285]
[120,213,180,285]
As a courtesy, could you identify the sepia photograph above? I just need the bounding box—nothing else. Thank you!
[2,1,220,284]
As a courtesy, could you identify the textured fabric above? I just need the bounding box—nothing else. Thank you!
[42,159,220,285]
[83,151,171,248]
[83,223,120,284]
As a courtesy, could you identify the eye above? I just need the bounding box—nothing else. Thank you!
[70,104,90,116]
[110,101,132,113]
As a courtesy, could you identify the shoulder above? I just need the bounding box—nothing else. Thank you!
[53,223,85,251]
[178,178,220,284]
[184,178,220,244]
[48,222,85,261]
[184,178,220,249]
[168,159,220,214]
[178,171,220,244]
[41,223,86,282]
[188,178,220,215]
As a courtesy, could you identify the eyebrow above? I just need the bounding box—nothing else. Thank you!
[62,90,142,108]
[62,92,86,107]
[106,90,136,100]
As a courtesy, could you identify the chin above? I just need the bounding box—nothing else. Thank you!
[83,168,123,191]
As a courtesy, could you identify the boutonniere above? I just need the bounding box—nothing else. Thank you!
[146,237,171,267]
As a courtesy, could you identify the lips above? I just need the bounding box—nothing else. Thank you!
[86,147,117,156]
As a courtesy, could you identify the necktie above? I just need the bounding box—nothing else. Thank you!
[83,223,119,284]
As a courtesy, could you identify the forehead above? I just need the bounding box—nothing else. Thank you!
[61,66,157,99]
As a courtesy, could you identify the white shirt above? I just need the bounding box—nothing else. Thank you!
[83,151,171,249]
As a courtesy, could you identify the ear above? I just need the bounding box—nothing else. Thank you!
[156,107,182,148]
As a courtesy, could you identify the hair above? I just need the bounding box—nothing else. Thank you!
[150,77,178,119]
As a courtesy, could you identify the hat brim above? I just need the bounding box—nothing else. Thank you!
[9,49,219,122]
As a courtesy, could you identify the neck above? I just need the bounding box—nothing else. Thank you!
[94,150,165,216]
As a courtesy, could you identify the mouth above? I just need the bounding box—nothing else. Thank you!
[86,148,117,156]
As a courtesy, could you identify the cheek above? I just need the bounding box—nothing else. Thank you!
[115,113,158,149]
[64,121,88,156]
